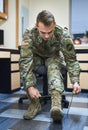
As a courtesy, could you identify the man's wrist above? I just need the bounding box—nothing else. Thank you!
[73,82,80,86]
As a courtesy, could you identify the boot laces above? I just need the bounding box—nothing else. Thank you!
[51,96,61,107]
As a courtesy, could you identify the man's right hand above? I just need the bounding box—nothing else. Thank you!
[28,86,41,99]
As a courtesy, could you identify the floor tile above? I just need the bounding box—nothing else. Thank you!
[8,120,51,130]
[66,96,88,103]
[0,94,10,100]
[0,109,25,119]
[83,126,88,130]
[0,109,52,122]
[0,102,11,110]
[0,117,19,130]
[63,107,88,116]
[1,97,20,103]
[33,112,52,122]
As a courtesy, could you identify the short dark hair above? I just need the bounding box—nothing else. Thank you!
[36,10,55,26]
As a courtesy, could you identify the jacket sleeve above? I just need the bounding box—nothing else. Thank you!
[60,30,81,85]
[19,29,36,90]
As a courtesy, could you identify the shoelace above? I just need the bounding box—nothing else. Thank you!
[66,93,74,117]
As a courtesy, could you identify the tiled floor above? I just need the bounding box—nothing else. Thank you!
[0,89,88,130]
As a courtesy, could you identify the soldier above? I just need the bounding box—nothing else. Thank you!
[19,10,81,122]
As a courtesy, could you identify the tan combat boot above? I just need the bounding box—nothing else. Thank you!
[50,90,64,122]
[23,98,41,120]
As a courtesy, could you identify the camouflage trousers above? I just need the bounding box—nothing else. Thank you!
[32,54,66,94]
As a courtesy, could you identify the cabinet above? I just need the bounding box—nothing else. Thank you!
[66,45,88,92]
[0,48,20,93]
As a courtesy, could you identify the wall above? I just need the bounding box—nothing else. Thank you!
[0,0,70,48]
[19,0,70,45]
[29,0,70,29]
[0,0,16,48]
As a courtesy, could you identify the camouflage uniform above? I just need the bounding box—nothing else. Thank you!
[19,25,80,121]
[19,25,80,93]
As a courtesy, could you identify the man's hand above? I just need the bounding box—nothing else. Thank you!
[73,82,81,94]
[28,86,41,99]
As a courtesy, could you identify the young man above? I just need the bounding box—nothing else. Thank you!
[19,10,81,122]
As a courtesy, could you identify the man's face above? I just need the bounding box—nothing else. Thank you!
[36,22,56,41]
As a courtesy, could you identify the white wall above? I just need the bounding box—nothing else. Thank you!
[20,0,70,45]
[29,0,70,29]
[0,0,16,48]
[0,0,70,48]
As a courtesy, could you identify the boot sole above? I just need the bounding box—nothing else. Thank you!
[23,108,41,120]
[50,108,63,122]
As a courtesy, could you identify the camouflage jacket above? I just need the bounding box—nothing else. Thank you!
[19,25,81,90]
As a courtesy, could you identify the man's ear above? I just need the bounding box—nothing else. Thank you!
[35,23,38,28]
[54,22,56,27]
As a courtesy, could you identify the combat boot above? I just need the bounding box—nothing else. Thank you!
[23,98,41,120]
[50,90,64,122]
